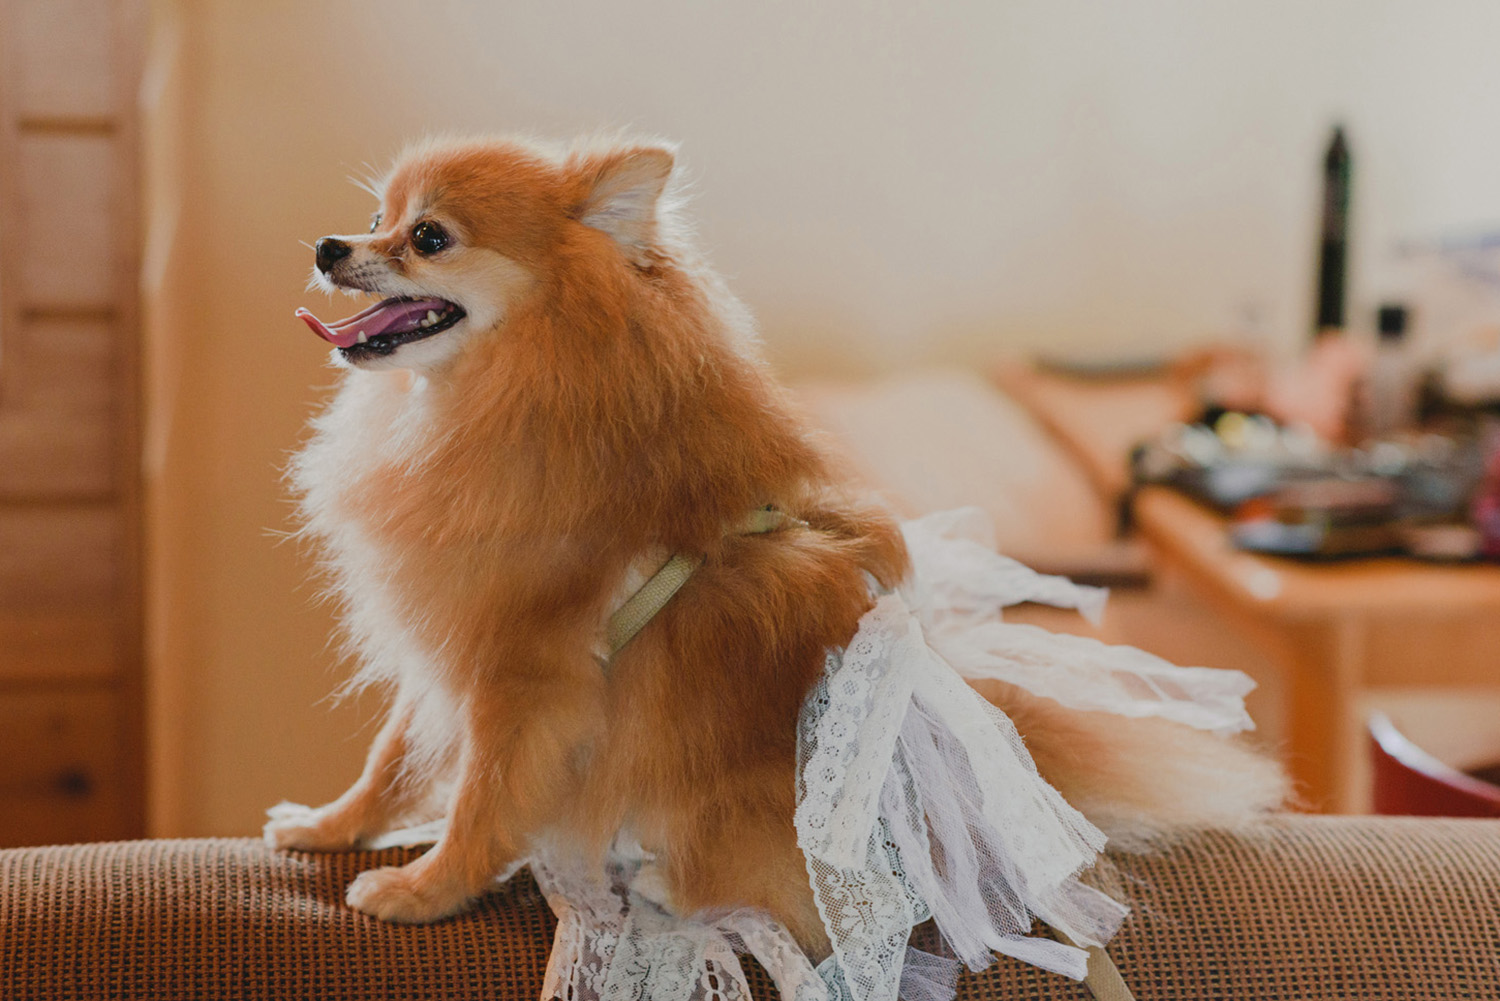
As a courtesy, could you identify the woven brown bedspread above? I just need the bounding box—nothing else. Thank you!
[3,816,1498,999]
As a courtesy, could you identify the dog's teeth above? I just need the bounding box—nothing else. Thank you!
[357,331,368,344]
[426,310,439,326]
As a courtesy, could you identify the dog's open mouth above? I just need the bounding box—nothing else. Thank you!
[296,297,467,359]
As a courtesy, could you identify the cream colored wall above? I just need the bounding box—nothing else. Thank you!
[142,0,1500,835]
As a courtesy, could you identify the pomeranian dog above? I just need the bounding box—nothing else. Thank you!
[266,136,1285,948]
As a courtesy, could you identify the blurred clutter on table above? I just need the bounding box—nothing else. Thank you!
[985,126,1500,813]
[1126,332,1500,561]
[1119,125,1500,563]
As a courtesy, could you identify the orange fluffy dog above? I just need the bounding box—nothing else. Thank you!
[267,137,1283,947]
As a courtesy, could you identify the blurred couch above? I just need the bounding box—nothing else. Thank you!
[2,819,1497,999]
[795,368,1144,584]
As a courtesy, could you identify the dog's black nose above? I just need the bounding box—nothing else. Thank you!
[315,237,352,273]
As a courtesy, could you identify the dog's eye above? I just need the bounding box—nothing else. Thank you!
[369,212,383,234]
[411,220,450,256]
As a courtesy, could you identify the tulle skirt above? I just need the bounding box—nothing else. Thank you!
[387,509,1258,1001]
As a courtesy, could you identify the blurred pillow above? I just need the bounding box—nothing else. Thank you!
[793,368,1127,576]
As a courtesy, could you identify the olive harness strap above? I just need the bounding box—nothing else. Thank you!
[603,506,1138,1001]
[605,505,793,658]
[1053,926,1138,1001]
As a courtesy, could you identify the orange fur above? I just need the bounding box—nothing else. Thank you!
[268,136,906,942]
[267,136,1283,944]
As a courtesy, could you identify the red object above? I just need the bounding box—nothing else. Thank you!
[1474,432,1500,559]
[1369,712,1500,817]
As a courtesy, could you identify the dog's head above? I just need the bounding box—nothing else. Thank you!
[298,137,677,372]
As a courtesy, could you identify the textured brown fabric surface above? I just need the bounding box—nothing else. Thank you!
[1,816,1497,1000]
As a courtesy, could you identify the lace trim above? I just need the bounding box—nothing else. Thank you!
[362,508,1259,1001]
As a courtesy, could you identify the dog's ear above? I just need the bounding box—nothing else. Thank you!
[577,146,675,263]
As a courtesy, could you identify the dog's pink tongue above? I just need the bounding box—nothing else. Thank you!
[296,308,363,348]
[296,298,450,349]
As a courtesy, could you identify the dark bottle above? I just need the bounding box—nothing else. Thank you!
[1363,304,1415,438]
[1314,126,1351,337]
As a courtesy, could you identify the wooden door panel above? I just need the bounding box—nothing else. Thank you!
[0,687,130,847]
[11,0,117,119]
[0,507,118,611]
[0,0,145,843]
[0,613,120,681]
[17,134,119,308]
[0,316,115,498]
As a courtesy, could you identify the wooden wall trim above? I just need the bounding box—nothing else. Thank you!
[113,0,149,840]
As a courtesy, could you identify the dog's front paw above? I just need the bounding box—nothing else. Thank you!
[345,865,473,923]
[263,801,361,853]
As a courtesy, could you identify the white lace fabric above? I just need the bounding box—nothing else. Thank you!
[524,840,830,1001]
[370,508,1259,1001]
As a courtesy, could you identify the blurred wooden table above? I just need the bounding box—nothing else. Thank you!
[996,361,1500,812]
[1133,486,1500,811]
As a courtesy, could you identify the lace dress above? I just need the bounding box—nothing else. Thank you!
[382,509,1258,1001]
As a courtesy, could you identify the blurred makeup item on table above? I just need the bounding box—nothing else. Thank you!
[1473,430,1500,559]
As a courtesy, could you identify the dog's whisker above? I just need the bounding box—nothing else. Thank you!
[348,173,380,198]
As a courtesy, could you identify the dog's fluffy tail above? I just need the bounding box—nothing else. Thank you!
[970,679,1292,849]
